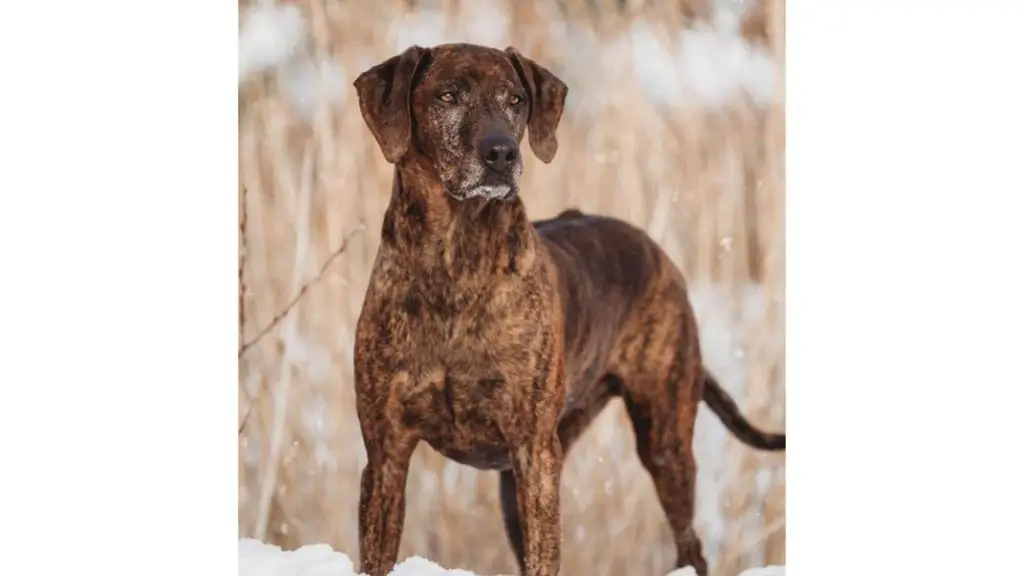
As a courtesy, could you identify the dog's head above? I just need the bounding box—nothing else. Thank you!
[354,43,568,201]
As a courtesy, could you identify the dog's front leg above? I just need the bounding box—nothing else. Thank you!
[504,359,566,576]
[358,429,418,576]
[511,431,563,576]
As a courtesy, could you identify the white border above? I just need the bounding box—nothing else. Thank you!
[790,1,1024,573]
[0,1,236,575]
[0,1,1022,575]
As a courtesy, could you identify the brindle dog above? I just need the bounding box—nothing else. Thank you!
[352,43,785,576]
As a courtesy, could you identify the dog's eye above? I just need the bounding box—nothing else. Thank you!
[439,92,455,104]
[509,95,523,105]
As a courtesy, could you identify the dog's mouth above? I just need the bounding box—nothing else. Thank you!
[451,175,518,201]
[459,183,515,200]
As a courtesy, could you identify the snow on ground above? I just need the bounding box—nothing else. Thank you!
[239,538,784,576]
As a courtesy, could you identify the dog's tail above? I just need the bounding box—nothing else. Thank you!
[701,367,785,451]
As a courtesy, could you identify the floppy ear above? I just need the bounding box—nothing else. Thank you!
[505,47,569,164]
[353,45,429,163]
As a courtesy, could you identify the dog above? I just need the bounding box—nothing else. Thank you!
[352,43,785,576]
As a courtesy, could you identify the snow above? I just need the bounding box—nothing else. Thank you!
[238,539,490,576]
[240,538,784,576]
[726,569,786,576]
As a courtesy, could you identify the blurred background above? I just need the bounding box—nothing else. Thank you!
[237,0,785,574]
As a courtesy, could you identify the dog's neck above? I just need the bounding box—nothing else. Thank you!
[378,158,538,277]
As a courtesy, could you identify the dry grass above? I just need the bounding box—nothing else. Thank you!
[238,0,785,575]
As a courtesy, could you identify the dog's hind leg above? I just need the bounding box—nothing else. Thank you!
[622,355,708,576]
[499,469,527,574]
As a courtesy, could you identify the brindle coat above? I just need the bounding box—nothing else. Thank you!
[352,43,785,576]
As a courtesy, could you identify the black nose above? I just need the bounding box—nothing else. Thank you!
[479,135,518,174]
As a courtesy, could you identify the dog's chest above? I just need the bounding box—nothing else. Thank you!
[382,268,546,361]
[361,268,553,471]
[397,367,514,471]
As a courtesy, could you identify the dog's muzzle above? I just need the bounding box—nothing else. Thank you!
[449,134,522,200]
